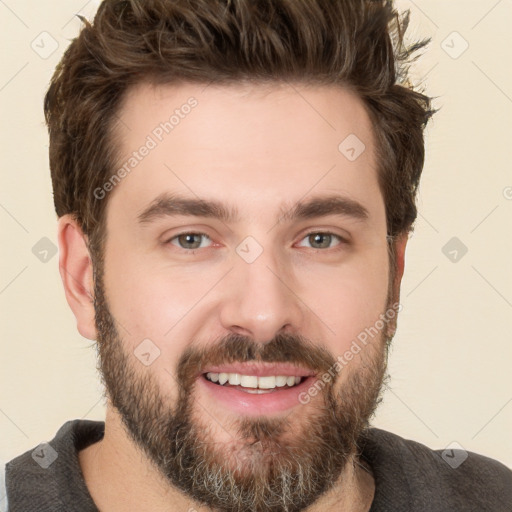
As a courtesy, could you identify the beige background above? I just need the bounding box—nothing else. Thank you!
[1,0,511,483]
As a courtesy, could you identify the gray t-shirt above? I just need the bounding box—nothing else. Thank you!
[3,419,512,511]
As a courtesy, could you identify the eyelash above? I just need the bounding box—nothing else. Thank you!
[165,231,347,252]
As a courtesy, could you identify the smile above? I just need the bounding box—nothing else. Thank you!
[205,372,304,393]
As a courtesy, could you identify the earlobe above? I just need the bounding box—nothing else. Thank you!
[57,215,97,340]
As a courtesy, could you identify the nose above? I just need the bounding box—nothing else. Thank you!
[219,249,305,343]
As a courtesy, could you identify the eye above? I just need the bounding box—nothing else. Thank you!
[168,232,212,250]
[297,232,344,250]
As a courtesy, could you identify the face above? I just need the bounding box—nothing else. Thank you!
[93,82,399,511]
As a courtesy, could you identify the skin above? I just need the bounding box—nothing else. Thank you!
[58,82,407,511]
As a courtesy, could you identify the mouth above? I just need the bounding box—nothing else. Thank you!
[203,372,306,393]
[196,366,318,416]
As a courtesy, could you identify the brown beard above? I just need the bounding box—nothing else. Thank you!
[93,262,391,512]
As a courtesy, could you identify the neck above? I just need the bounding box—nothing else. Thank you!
[79,407,375,512]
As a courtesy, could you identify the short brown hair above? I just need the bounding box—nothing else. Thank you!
[45,0,434,258]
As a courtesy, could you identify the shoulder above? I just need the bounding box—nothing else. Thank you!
[5,419,104,470]
[0,461,7,512]
[4,420,104,512]
[361,427,512,511]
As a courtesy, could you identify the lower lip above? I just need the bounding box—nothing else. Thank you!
[196,374,316,417]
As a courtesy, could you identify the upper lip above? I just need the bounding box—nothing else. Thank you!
[200,363,316,378]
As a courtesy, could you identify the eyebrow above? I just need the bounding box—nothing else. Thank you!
[137,192,369,225]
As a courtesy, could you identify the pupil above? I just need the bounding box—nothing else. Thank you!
[310,233,330,248]
[180,234,201,249]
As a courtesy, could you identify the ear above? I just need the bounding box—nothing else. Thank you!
[386,232,408,337]
[57,215,97,340]
[392,232,408,294]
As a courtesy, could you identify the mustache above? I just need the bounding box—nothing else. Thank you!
[175,332,337,387]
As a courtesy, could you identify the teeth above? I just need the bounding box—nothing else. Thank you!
[275,376,288,387]
[228,373,241,385]
[240,374,258,388]
[205,372,304,390]
[258,376,276,389]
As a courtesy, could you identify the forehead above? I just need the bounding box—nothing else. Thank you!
[106,81,381,225]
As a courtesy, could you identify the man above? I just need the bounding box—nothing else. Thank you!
[3,0,511,511]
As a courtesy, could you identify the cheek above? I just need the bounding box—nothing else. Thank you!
[104,261,210,339]
[295,247,390,354]
[100,256,213,398]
